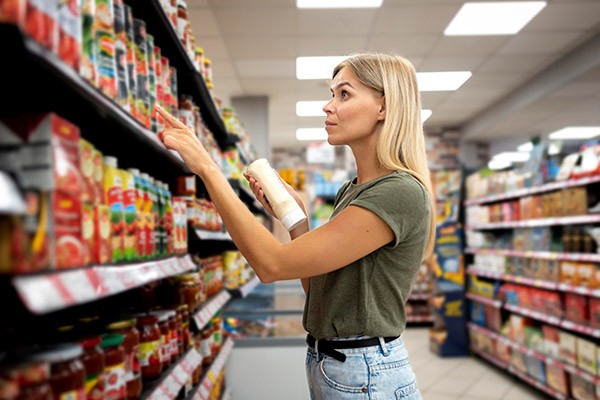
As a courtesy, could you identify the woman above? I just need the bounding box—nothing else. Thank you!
[156,52,435,400]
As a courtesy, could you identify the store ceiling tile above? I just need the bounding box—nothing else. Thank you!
[296,9,378,35]
[523,2,600,31]
[418,55,486,72]
[197,37,231,61]
[420,92,452,109]
[476,54,551,73]
[235,60,295,78]
[366,35,439,56]
[297,36,368,56]
[371,5,459,34]
[429,36,510,57]
[188,9,220,37]
[498,32,584,55]
[226,37,297,59]
[211,61,238,79]
[214,8,297,36]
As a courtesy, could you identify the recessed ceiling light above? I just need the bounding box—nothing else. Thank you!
[517,142,533,152]
[296,128,328,141]
[492,151,530,163]
[548,126,600,140]
[417,71,472,91]
[296,56,347,80]
[296,101,328,117]
[488,159,512,170]
[421,109,432,122]
[444,1,547,36]
[297,0,383,8]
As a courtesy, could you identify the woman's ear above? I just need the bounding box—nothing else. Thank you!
[377,98,386,121]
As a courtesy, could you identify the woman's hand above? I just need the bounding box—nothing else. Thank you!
[242,171,307,219]
[155,104,215,177]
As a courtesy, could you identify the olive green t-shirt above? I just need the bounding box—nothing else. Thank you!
[302,170,431,340]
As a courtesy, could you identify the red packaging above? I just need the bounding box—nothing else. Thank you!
[0,0,25,26]
[94,204,111,264]
[80,139,95,204]
[52,191,84,269]
[57,0,82,70]
[154,46,164,132]
[565,293,589,325]
[590,298,600,328]
[25,0,57,49]
[81,202,95,266]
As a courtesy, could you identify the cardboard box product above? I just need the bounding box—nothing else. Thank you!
[495,338,511,364]
[576,338,597,376]
[524,327,545,354]
[590,298,600,328]
[575,263,596,288]
[510,348,528,373]
[560,261,579,286]
[559,331,577,365]
[562,187,588,217]
[525,354,546,384]
[542,325,560,358]
[565,293,589,325]
[570,374,596,400]
[545,362,569,395]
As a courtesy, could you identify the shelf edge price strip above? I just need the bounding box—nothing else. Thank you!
[12,255,195,314]
[193,290,232,330]
[193,337,235,400]
[146,348,203,400]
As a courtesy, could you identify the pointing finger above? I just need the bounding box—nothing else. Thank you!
[155,104,188,130]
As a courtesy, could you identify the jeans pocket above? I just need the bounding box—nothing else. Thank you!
[319,355,368,394]
[395,381,420,400]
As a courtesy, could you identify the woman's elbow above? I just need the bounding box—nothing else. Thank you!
[253,261,279,284]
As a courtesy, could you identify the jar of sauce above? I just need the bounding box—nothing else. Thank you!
[135,315,162,381]
[171,273,199,311]
[100,334,126,400]
[178,95,194,130]
[149,311,171,369]
[26,344,85,400]
[106,320,141,400]
[165,311,179,361]
[3,358,52,400]
[78,336,105,400]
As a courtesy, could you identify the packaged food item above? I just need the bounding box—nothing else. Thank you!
[135,314,162,381]
[26,344,85,400]
[120,169,137,261]
[160,57,172,114]
[25,0,58,49]
[148,177,160,257]
[194,46,204,75]
[81,202,95,266]
[103,156,124,263]
[545,362,568,395]
[246,158,307,231]
[576,337,597,376]
[559,331,577,365]
[156,181,166,256]
[571,374,595,400]
[153,46,164,132]
[163,184,174,256]
[95,0,117,99]
[2,356,52,400]
[126,168,145,260]
[94,204,111,264]
[80,0,98,86]
[168,66,178,117]
[0,0,25,26]
[178,95,194,130]
[91,146,104,205]
[139,173,154,258]
[100,333,126,400]
[113,0,129,110]
[57,0,82,70]
[79,139,95,204]
[146,34,157,133]
[133,19,149,128]
[106,320,141,400]
[123,5,137,119]
[149,311,171,369]
[79,336,105,400]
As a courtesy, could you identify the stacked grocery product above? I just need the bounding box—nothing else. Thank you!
[465,144,600,399]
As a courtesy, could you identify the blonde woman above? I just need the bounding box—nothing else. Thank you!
[156,52,434,400]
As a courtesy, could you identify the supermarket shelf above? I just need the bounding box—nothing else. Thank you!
[466,267,600,298]
[192,290,232,330]
[468,322,600,386]
[408,293,431,301]
[464,175,600,206]
[194,229,232,241]
[221,388,232,400]
[406,315,434,323]
[123,0,231,145]
[469,343,568,400]
[191,336,235,400]
[465,248,600,263]
[560,320,600,339]
[227,276,261,299]
[0,24,189,181]
[466,214,600,230]
[465,292,502,308]
[141,346,203,400]
[0,171,26,214]
[12,255,196,315]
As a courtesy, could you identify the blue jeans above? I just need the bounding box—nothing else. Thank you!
[305,336,421,400]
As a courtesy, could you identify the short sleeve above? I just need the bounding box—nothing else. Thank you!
[350,174,430,247]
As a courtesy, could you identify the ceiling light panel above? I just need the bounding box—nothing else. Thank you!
[296,128,328,141]
[296,101,328,117]
[417,71,472,91]
[297,0,382,9]
[445,1,547,36]
[296,56,347,80]
[492,151,531,163]
[548,126,600,140]
[421,109,432,122]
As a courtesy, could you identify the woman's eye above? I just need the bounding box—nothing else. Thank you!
[341,90,349,98]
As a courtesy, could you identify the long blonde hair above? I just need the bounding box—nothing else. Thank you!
[333,52,436,259]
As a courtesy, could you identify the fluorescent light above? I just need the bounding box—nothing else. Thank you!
[488,159,512,170]
[297,0,383,8]
[421,109,432,122]
[548,126,600,140]
[296,128,328,141]
[445,1,547,36]
[492,151,530,163]
[296,56,347,80]
[517,142,533,152]
[296,101,327,117]
[417,71,472,91]
[548,142,561,155]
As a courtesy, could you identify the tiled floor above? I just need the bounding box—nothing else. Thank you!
[402,328,548,400]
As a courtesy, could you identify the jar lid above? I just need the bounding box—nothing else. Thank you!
[177,304,189,312]
[79,336,102,349]
[135,314,159,325]
[106,319,136,331]
[149,310,170,323]
[23,343,83,364]
[172,273,198,282]
[101,333,125,349]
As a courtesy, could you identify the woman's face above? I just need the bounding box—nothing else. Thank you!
[323,67,385,146]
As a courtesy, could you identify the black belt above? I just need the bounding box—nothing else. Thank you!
[306,334,399,362]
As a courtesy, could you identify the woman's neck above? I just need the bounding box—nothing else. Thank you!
[351,144,391,185]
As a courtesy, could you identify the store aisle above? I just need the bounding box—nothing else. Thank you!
[403,328,547,400]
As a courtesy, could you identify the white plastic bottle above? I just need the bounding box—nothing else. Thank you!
[246,158,307,231]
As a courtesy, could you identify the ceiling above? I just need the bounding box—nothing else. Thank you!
[187,0,600,151]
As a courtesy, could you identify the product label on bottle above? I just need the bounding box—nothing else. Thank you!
[85,371,105,400]
[104,362,126,400]
[59,388,85,400]
[139,340,161,367]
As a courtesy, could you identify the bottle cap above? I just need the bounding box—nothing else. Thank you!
[280,208,307,231]
[103,156,117,168]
